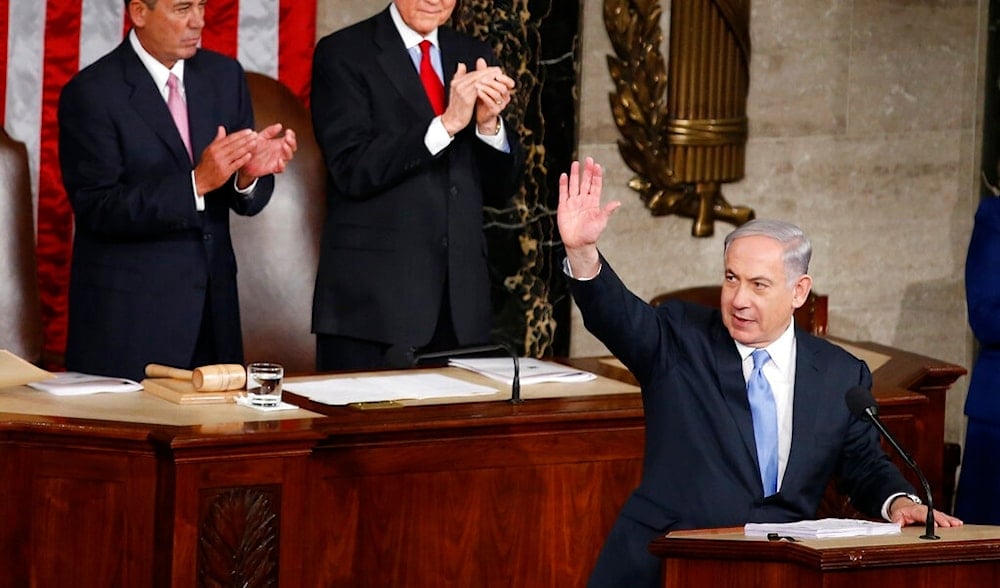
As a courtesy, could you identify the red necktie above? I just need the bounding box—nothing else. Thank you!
[418,40,445,115]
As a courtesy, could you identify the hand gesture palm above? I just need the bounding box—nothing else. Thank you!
[557,157,620,250]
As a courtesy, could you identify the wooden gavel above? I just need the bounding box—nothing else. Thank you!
[145,363,246,391]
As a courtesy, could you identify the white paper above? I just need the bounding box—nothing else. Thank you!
[744,518,902,539]
[27,371,143,396]
[448,357,596,386]
[283,373,498,406]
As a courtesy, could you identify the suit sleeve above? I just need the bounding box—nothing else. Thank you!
[310,37,442,200]
[471,119,522,208]
[58,59,270,237]
[59,76,204,237]
[567,256,666,381]
[227,70,273,218]
[966,197,1000,345]
[311,34,521,202]
[832,364,917,518]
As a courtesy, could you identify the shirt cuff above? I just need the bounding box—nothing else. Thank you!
[425,116,454,155]
[475,117,510,153]
[191,171,204,212]
[562,257,601,281]
[234,174,258,196]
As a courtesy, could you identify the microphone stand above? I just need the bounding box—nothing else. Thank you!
[863,406,939,540]
[412,343,522,405]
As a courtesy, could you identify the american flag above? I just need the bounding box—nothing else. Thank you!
[1,0,316,364]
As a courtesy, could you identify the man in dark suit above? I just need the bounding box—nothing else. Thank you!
[58,0,297,381]
[557,158,962,587]
[310,0,523,370]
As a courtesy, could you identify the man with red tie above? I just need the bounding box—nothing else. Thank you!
[310,0,524,371]
[58,0,297,380]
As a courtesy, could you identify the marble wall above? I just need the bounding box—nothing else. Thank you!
[317,1,984,445]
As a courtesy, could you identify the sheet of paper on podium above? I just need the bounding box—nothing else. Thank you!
[448,357,596,386]
[284,373,497,406]
[28,372,143,396]
[744,518,902,539]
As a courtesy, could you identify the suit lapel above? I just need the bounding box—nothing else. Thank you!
[783,332,824,486]
[120,42,192,167]
[438,27,462,97]
[183,55,217,162]
[712,322,761,473]
[374,9,438,119]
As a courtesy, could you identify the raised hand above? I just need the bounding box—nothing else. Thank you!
[558,157,620,278]
[558,156,620,248]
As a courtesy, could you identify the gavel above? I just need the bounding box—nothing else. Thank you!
[145,363,246,392]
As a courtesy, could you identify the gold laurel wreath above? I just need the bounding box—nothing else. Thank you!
[604,0,755,237]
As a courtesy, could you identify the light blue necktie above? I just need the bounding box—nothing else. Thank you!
[748,349,778,496]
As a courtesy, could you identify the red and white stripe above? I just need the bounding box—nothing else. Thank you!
[1,0,316,363]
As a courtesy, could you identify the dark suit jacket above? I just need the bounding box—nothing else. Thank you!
[59,39,273,381]
[965,196,1000,425]
[309,8,522,349]
[570,258,914,587]
[955,197,1000,522]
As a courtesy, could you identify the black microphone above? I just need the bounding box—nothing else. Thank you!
[404,343,522,404]
[845,385,939,540]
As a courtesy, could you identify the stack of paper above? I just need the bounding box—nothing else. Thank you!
[744,518,902,539]
[284,373,498,406]
[448,357,596,386]
[27,372,143,396]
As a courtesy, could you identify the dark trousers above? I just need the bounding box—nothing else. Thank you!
[190,290,218,368]
[316,290,460,372]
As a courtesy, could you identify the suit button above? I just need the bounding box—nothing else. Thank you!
[441,237,448,248]
[450,186,458,196]
[203,233,212,241]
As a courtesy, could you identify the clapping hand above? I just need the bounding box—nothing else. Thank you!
[237,123,297,187]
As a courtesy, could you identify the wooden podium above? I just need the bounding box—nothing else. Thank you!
[649,525,1000,587]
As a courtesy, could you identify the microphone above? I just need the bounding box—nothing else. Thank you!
[845,385,939,540]
[401,343,522,405]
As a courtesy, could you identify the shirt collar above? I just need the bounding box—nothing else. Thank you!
[389,2,440,50]
[735,319,796,373]
[129,29,186,98]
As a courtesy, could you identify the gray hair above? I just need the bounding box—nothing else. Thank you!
[724,219,812,283]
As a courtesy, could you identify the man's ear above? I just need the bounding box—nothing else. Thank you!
[128,1,148,28]
[791,274,813,310]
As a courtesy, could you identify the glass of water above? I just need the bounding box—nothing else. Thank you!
[246,362,283,407]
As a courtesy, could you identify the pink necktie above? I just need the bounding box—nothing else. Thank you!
[166,73,192,162]
[418,40,445,115]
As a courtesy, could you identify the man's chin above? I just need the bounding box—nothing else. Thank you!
[727,325,760,346]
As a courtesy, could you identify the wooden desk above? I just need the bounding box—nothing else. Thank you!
[650,525,1000,587]
[0,369,643,587]
[0,342,964,587]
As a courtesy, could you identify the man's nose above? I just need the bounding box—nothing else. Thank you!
[189,5,205,29]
